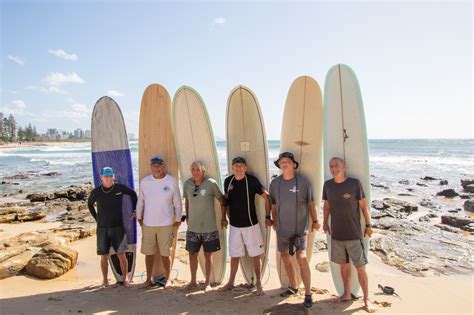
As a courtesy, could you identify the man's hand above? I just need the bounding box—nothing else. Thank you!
[265,218,273,227]
[312,221,321,232]
[131,211,137,219]
[364,227,373,237]
[138,218,143,226]
[323,222,330,235]
[173,221,181,228]
[221,219,228,229]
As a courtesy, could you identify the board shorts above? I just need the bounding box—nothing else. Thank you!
[185,230,220,253]
[97,226,128,255]
[331,239,368,267]
[141,224,174,257]
[229,223,264,258]
[277,234,307,253]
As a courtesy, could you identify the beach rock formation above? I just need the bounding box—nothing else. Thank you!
[436,189,459,198]
[26,244,78,279]
[464,200,474,212]
[0,248,36,279]
[460,179,474,190]
[441,215,474,229]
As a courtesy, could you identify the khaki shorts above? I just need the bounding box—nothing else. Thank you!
[141,224,174,257]
[331,239,367,267]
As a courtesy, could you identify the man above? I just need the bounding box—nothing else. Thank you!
[183,161,225,292]
[136,155,182,288]
[220,156,270,296]
[322,157,375,313]
[269,152,320,308]
[87,166,137,288]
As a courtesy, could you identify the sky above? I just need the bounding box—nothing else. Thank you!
[1,0,472,139]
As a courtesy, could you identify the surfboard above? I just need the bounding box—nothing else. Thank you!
[277,76,323,288]
[226,85,270,286]
[91,96,136,283]
[173,86,226,285]
[139,83,179,283]
[324,64,371,297]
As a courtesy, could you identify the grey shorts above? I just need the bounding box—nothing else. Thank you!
[97,226,128,255]
[277,234,307,253]
[185,230,220,253]
[331,239,367,267]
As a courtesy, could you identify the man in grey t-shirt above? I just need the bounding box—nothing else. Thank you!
[269,152,320,309]
[183,161,225,292]
[322,157,375,313]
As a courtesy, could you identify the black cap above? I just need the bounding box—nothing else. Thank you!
[232,156,247,165]
[274,151,299,169]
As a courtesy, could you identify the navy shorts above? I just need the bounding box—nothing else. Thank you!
[185,230,220,253]
[97,226,127,255]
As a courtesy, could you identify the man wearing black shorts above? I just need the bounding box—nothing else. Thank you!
[87,166,137,287]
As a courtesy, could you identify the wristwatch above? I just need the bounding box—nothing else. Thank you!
[366,223,372,228]
[313,219,319,223]
[265,215,271,220]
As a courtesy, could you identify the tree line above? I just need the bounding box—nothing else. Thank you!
[0,113,40,142]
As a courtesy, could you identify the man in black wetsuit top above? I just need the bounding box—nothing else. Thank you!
[87,166,137,287]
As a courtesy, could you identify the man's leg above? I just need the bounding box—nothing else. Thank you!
[220,225,242,291]
[296,250,311,295]
[252,256,264,296]
[100,255,109,286]
[337,263,352,301]
[356,265,375,312]
[280,251,297,290]
[162,255,172,288]
[204,251,213,292]
[116,252,130,287]
[220,257,239,291]
[187,251,198,288]
[139,255,154,287]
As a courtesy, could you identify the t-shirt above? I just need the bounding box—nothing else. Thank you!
[322,177,365,241]
[136,174,182,226]
[224,174,264,228]
[87,183,138,228]
[183,176,223,233]
[269,174,313,238]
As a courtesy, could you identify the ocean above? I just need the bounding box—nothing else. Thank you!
[1,139,473,206]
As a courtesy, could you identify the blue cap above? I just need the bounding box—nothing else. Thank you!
[101,166,115,176]
[150,155,165,165]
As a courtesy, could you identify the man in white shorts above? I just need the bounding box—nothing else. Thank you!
[219,156,270,296]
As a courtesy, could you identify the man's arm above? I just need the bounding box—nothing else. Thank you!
[308,201,320,231]
[172,180,183,226]
[184,197,189,224]
[220,195,229,228]
[323,200,330,235]
[136,185,145,226]
[87,190,98,222]
[359,198,373,237]
[259,190,272,227]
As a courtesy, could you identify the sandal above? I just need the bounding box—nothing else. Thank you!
[280,286,299,297]
[303,294,313,308]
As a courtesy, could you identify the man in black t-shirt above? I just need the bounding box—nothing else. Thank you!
[322,157,375,313]
[87,166,137,287]
[219,157,270,296]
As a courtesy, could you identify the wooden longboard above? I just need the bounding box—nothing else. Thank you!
[226,85,270,285]
[91,96,136,283]
[139,84,179,281]
[173,86,226,284]
[277,76,323,288]
[324,64,370,297]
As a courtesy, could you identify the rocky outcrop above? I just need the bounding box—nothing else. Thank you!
[441,215,474,228]
[460,179,474,190]
[436,189,459,198]
[26,244,78,279]
[464,200,474,212]
[0,249,36,279]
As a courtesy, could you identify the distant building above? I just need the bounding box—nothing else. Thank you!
[74,128,84,139]
[84,130,91,139]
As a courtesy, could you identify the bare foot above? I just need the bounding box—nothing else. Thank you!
[139,280,152,289]
[364,299,376,313]
[164,281,172,289]
[185,282,197,290]
[255,283,265,296]
[335,294,352,302]
[204,284,212,292]
[101,280,110,287]
[219,282,235,292]
[123,280,131,288]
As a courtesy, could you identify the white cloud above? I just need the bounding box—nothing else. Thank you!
[43,72,85,86]
[7,55,25,66]
[213,17,226,25]
[107,90,125,97]
[48,49,78,61]
[26,85,68,95]
[0,99,32,117]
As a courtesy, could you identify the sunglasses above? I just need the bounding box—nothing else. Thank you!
[193,186,200,197]
[150,158,165,165]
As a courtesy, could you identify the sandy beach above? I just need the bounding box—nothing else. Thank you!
[1,219,472,315]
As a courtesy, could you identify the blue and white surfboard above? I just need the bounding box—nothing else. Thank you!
[91,96,136,283]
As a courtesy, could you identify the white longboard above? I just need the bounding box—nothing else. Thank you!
[91,96,136,283]
[324,64,371,297]
[277,76,323,288]
[226,85,270,286]
[173,86,226,285]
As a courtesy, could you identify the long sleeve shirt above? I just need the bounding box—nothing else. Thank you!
[136,174,182,226]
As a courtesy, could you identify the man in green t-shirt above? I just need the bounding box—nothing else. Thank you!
[183,161,225,292]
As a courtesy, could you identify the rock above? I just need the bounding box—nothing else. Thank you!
[460,179,474,190]
[0,245,28,263]
[398,180,410,185]
[421,176,438,181]
[383,198,418,212]
[418,213,437,222]
[315,261,329,272]
[441,215,474,228]
[27,193,55,202]
[465,184,474,193]
[436,189,459,198]
[0,208,18,223]
[0,206,46,223]
[16,210,46,222]
[372,217,403,230]
[439,180,448,185]
[434,224,461,233]
[371,200,385,210]
[26,244,78,279]
[314,238,327,251]
[41,172,61,177]
[459,194,471,200]
[419,199,440,210]
[371,210,389,219]
[0,249,36,279]
[416,183,428,187]
[464,200,474,212]
[448,209,461,213]
[371,183,389,189]
[3,173,34,180]
[398,193,413,196]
